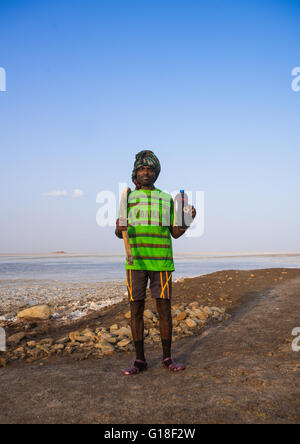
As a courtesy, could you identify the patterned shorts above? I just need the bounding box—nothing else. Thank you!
[126,269,172,302]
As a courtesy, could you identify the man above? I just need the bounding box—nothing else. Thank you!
[115,150,196,375]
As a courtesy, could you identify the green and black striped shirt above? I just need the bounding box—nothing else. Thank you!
[125,188,175,271]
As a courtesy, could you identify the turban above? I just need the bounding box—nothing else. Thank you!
[131,150,161,189]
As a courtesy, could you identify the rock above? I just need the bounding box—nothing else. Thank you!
[14,346,24,353]
[144,309,154,319]
[144,319,154,329]
[89,302,101,311]
[190,308,202,315]
[110,324,119,333]
[116,327,132,338]
[211,307,222,312]
[102,333,118,344]
[81,329,97,341]
[97,340,115,354]
[76,335,91,343]
[37,345,51,354]
[52,344,65,351]
[7,332,26,345]
[176,311,187,321]
[186,319,197,328]
[189,302,199,308]
[212,312,221,319]
[117,338,131,347]
[81,328,93,335]
[152,335,161,343]
[0,357,7,367]
[203,307,213,315]
[69,331,81,343]
[174,326,182,333]
[181,327,193,336]
[17,305,51,320]
[172,318,179,327]
[69,331,91,343]
[197,312,208,320]
[187,310,198,319]
[56,336,70,344]
[149,328,159,338]
[124,311,131,319]
[39,338,54,346]
[26,348,39,357]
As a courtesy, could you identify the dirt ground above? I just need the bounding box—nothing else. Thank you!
[1,268,300,424]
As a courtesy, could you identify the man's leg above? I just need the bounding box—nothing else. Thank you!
[150,271,185,371]
[130,299,145,361]
[123,270,148,375]
[156,298,172,360]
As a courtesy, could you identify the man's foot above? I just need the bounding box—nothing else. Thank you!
[122,359,148,375]
[162,357,185,372]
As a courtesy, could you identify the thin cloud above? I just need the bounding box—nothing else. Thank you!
[43,190,68,197]
[72,189,84,198]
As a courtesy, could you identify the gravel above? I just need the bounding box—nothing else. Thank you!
[0,279,126,322]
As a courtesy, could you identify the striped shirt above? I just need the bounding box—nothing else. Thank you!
[124,188,175,271]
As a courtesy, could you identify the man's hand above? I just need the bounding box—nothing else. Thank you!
[192,205,196,219]
[115,217,129,239]
[188,205,196,220]
[169,226,186,238]
[169,205,196,239]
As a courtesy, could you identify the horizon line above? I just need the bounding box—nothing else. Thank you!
[1,251,300,258]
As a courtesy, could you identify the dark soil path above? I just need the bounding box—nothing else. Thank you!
[1,269,300,424]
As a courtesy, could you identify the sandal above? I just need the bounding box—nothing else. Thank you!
[162,357,185,372]
[122,359,148,375]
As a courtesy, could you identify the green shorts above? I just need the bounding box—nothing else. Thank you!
[126,269,172,302]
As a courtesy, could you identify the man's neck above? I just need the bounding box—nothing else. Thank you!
[140,186,156,190]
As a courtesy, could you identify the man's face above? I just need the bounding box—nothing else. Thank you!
[136,166,156,187]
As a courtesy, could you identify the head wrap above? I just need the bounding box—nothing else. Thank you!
[131,150,161,189]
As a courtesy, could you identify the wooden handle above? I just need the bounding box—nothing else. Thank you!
[122,231,133,265]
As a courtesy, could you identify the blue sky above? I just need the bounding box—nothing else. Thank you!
[0,0,300,253]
